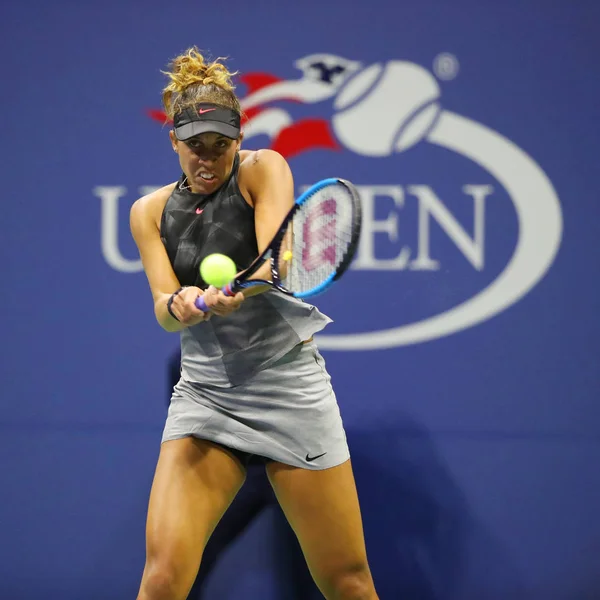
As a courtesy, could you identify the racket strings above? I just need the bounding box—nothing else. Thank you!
[281,186,356,294]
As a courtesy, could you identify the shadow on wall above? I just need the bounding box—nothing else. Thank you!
[347,414,528,600]
[546,538,600,600]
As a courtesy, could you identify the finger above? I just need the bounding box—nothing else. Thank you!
[225,299,243,311]
[179,300,207,323]
[182,303,211,323]
[202,293,220,310]
[206,291,233,310]
[225,292,244,309]
[205,292,232,315]
[216,290,243,304]
[195,286,217,308]
[206,300,239,316]
[175,288,201,313]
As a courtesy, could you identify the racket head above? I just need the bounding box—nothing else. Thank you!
[224,177,361,299]
[275,177,362,298]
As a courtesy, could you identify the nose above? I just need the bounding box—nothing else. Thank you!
[198,156,216,166]
[193,148,218,164]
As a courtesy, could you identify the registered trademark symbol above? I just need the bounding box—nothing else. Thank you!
[434,53,460,81]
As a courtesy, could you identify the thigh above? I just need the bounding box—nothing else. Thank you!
[189,464,271,596]
[143,437,246,589]
[266,459,371,586]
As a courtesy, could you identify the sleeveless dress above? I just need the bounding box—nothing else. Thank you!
[160,155,349,469]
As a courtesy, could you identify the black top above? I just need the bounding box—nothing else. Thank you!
[160,154,256,289]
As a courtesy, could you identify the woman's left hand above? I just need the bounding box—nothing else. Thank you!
[201,286,245,317]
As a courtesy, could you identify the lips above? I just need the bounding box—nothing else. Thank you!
[198,172,216,182]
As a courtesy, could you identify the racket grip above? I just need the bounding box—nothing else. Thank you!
[195,295,209,312]
[194,283,235,313]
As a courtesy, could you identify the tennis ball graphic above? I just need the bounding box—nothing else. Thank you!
[332,61,442,156]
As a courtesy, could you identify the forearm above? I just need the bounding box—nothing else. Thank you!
[241,284,271,298]
[238,260,280,299]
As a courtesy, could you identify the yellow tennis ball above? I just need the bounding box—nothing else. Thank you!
[199,254,237,288]
[282,250,293,261]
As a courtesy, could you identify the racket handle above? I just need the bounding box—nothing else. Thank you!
[194,283,235,313]
[195,295,209,312]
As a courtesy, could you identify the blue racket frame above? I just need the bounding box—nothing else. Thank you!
[195,177,361,311]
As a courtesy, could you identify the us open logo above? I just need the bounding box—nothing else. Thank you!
[96,53,563,351]
[239,54,563,350]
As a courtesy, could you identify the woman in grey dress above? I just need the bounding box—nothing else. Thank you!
[130,46,379,600]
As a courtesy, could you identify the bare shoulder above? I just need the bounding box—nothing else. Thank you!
[130,182,177,238]
[130,182,177,227]
[238,149,292,188]
[239,148,289,169]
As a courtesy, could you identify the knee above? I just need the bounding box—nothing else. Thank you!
[140,562,185,600]
[326,562,376,600]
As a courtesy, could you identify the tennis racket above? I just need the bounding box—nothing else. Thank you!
[195,177,362,312]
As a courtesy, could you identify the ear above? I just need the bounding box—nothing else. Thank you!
[169,130,179,152]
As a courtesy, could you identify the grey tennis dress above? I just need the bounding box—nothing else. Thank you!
[159,155,350,470]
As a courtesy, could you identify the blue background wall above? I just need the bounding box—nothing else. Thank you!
[2,0,599,598]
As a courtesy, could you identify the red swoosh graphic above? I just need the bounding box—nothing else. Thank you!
[241,106,266,125]
[146,108,172,125]
[239,72,283,94]
[271,119,340,159]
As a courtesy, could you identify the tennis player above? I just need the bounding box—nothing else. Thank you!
[130,46,379,600]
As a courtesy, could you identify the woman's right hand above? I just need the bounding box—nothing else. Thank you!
[167,286,212,327]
